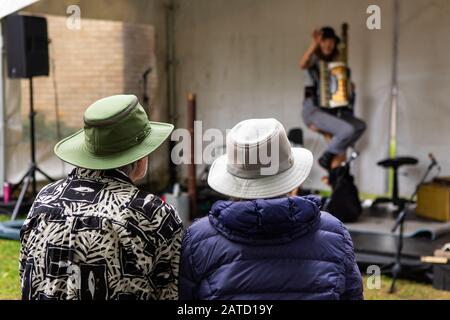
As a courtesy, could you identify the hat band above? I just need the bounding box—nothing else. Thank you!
[226,155,293,179]
[85,122,152,156]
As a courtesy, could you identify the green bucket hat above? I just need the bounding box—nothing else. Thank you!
[54,94,174,170]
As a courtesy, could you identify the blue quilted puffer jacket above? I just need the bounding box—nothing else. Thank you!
[179,196,363,300]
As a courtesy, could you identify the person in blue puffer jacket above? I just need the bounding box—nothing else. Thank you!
[179,118,363,300]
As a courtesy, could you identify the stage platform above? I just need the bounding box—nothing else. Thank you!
[347,205,450,282]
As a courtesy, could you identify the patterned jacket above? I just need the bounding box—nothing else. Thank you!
[20,168,183,300]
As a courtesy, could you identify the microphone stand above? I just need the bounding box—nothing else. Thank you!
[388,157,439,293]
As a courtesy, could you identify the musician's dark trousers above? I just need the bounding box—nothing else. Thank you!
[302,97,366,154]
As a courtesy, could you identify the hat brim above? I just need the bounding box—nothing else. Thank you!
[54,121,174,170]
[207,147,313,199]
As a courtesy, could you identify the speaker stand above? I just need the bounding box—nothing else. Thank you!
[11,77,54,220]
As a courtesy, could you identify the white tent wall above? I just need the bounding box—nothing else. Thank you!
[174,0,392,194]
[174,0,449,196]
[396,1,450,196]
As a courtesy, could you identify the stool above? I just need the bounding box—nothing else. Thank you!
[372,156,418,208]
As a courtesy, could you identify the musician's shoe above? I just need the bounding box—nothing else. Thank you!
[318,152,335,171]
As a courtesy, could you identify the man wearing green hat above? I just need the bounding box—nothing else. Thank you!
[19,95,182,300]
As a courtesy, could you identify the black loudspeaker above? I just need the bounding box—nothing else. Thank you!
[4,14,49,78]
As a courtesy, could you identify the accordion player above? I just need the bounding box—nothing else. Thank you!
[299,24,366,171]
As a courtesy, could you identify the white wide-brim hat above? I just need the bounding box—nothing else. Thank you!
[208,118,313,199]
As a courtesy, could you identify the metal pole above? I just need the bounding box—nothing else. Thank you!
[11,175,31,221]
[388,0,400,195]
[166,0,177,186]
[187,93,197,221]
[29,77,37,196]
[0,24,5,198]
[142,67,152,187]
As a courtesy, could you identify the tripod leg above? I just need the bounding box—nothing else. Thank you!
[389,263,401,293]
[11,174,32,221]
[35,167,55,182]
[389,209,405,294]
[31,169,37,198]
[11,167,33,193]
[389,275,397,293]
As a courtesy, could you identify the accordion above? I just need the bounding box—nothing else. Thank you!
[319,60,350,108]
[319,23,351,109]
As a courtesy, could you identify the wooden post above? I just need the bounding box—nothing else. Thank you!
[187,93,197,221]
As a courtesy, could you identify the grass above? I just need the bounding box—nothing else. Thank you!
[1,232,450,300]
[363,275,450,300]
[0,239,21,300]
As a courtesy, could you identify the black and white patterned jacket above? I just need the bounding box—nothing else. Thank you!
[19,168,183,300]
